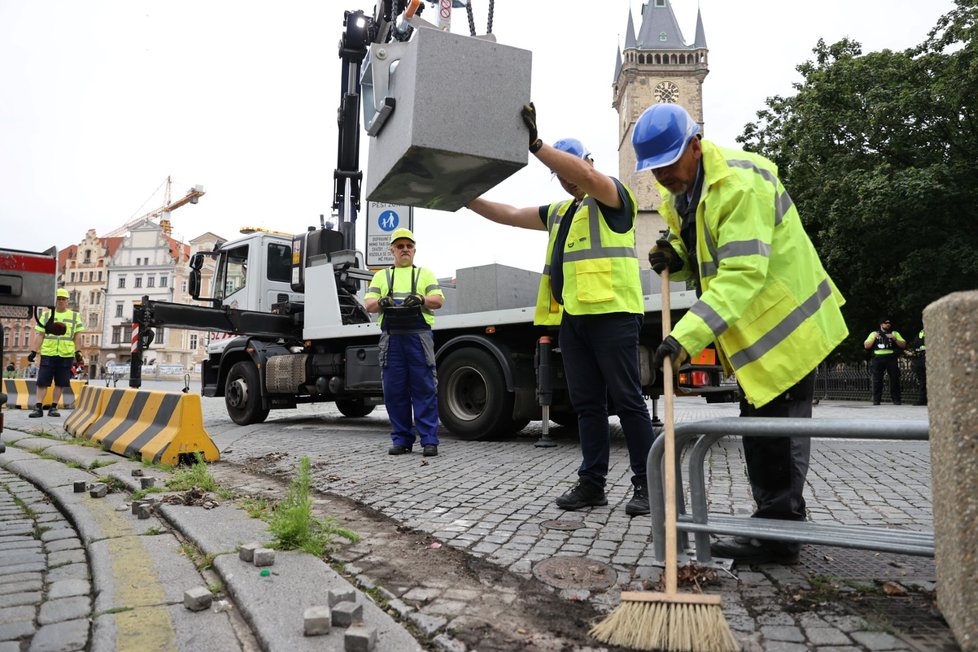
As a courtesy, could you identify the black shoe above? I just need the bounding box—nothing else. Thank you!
[29,405,43,418]
[710,537,800,564]
[388,445,411,455]
[422,445,438,457]
[625,479,650,516]
[555,480,607,511]
[47,407,61,418]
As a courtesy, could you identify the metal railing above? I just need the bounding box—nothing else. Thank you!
[813,357,924,404]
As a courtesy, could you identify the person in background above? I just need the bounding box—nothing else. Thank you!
[364,228,445,457]
[25,361,37,379]
[28,288,84,418]
[467,103,655,517]
[633,103,848,563]
[3,363,15,379]
[864,317,906,405]
[911,328,926,406]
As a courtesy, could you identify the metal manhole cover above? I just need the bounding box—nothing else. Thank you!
[799,546,936,582]
[532,556,616,590]
[540,520,585,531]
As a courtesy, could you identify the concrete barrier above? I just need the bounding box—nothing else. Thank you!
[62,386,219,465]
[1,379,86,409]
[925,290,978,652]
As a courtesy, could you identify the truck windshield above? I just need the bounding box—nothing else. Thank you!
[217,245,248,300]
[267,243,291,283]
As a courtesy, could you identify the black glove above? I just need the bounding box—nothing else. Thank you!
[402,293,425,308]
[648,239,684,274]
[378,296,395,309]
[75,351,84,364]
[522,102,543,154]
[653,336,688,373]
[27,351,37,363]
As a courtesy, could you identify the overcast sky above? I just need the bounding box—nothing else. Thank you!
[0,0,955,279]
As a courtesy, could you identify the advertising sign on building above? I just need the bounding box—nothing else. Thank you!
[365,202,413,268]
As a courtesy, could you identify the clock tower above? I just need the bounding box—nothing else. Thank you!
[612,0,708,265]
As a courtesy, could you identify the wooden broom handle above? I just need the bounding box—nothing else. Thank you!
[661,269,678,595]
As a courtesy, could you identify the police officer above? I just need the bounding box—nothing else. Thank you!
[28,288,84,418]
[864,317,906,405]
[633,103,848,563]
[911,328,926,405]
[364,228,445,456]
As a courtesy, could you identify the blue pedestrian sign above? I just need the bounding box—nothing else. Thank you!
[366,202,413,268]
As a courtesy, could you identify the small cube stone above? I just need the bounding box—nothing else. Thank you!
[328,589,357,607]
[183,586,213,612]
[253,548,275,567]
[89,484,108,498]
[303,606,331,636]
[140,476,156,489]
[73,481,87,493]
[344,624,377,652]
[136,504,153,519]
[332,601,363,627]
[239,542,260,562]
[132,469,144,477]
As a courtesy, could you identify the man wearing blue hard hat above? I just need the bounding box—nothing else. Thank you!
[633,102,848,564]
[468,103,655,518]
[364,228,445,457]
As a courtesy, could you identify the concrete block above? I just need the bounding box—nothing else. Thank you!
[441,264,541,315]
[130,500,144,515]
[183,586,213,612]
[136,504,152,520]
[73,481,87,493]
[344,624,377,652]
[925,290,978,651]
[139,476,155,489]
[364,26,531,211]
[328,588,357,607]
[131,469,144,477]
[303,605,331,636]
[253,548,275,567]
[331,601,363,627]
[238,542,260,562]
[89,484,108,498]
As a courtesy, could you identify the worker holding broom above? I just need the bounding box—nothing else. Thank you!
[636,104,848,564]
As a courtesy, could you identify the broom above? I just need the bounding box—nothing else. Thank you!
[589,269,738,652]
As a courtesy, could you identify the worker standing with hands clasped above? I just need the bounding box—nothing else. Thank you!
[365,229,445,457]
[29,288,84,418]
[634,104,848,563]
[467,103,655,517]
[864,317,907,405]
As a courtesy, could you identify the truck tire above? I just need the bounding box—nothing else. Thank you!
[335,398,375,418]
[438,348,521,440]
[225,361,269,425]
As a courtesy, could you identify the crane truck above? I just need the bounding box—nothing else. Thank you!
[128,1,735,440]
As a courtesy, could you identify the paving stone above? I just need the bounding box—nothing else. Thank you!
[407,612,446,635]
[0,592,41,609]
[0,619,35,641]
[28,618,89,652]
[48,579,89,600]
[0,605,34,625]
[805,627,852,646]
[183,586,213,611]
[328,588,357,607]
[43,538,82,554]
[422,599,467,617]
[39,529,75,543]
[432,633,466,652]
[344,624,377,652]
[45,563,88,583]
[303,606,331,636]
[38,596,91,625]
[402,587,440,603]
[47,549,86,568]
[760,625,806,643]
[849,630,906,648]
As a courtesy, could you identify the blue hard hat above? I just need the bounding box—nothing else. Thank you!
[632,104,701,171]
[552,138,591,160]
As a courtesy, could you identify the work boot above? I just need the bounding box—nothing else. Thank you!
[422,445,438,457]
[624,478,650,516]
[388,445,411,455]
[29,403,43,418]
[710,536,800,565]
[555,480,607,511]
[47,407,61,418]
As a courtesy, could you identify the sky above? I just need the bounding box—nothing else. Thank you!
[0,0,956,279]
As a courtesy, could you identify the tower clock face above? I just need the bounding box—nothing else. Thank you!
[654,81,680,104]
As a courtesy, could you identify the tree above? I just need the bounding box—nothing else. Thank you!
[738,0,978,360]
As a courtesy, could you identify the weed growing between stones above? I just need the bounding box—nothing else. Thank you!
[167,452,218,492]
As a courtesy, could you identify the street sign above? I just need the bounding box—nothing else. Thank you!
[365,202,413,268]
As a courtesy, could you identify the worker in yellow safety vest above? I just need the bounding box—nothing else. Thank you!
[28,288,84,418]
[633,103,848,564]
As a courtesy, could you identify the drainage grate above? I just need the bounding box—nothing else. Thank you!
[540,520,585,531]
[799,545,936,582]
[845,593,959,652]
[533,556,616,591]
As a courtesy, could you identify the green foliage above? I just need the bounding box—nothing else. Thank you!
[738,2,978,359]
[166,452,218,492]
[267,457,360,557]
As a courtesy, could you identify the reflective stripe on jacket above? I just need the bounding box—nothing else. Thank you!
[532,190,644,325]
[36,309,83,358]
[658,139,848,408]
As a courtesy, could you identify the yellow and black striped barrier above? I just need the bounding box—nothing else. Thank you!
[63,386,219,465]
[1,379,87,409]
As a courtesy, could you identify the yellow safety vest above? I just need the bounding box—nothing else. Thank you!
[533,190,644,325]
[658,139,848,408]
[36,309,83,358]
[365,265,444,328]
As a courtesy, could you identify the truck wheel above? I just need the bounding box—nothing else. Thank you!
[438,348,519,440]
[225,361,269,425]
[335,398,375,418]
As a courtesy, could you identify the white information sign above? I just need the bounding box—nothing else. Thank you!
[365,202,413,268]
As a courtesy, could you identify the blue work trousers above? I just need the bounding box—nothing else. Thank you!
[380,331,439,448]
[559,312,654,489]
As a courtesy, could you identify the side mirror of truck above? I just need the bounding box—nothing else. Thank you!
[189,253,205,271]
[188,270,202,300]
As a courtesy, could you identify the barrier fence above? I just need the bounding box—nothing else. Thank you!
[814,357,925,404]
[1,379,87,409]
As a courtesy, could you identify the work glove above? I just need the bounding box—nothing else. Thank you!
[378,296,395,309]
[27,351,37,363]
[648,239,684,275]
[653,336,688,373]
[75,352,84,364]
[522,102,543,154]
[402,293,425,308]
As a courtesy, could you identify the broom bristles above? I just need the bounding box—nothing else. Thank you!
[589,597,739,652]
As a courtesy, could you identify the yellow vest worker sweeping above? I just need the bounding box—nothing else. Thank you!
[29,288,85,418]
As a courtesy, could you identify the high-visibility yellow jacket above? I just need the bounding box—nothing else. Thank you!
[533,190,644,325]
[35,309,84,358]
[658,139,848,407]
[365,265,444,328]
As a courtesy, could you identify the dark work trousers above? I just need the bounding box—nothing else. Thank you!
[912,355,927,404]
[741,371,815,553]
[559,312,654,490]
[870,354,902,404]
[380,331,439,449]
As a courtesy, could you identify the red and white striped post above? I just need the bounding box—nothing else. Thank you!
[129,309,142,389]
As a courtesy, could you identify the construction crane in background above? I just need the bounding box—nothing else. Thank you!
[105,176,205,237]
